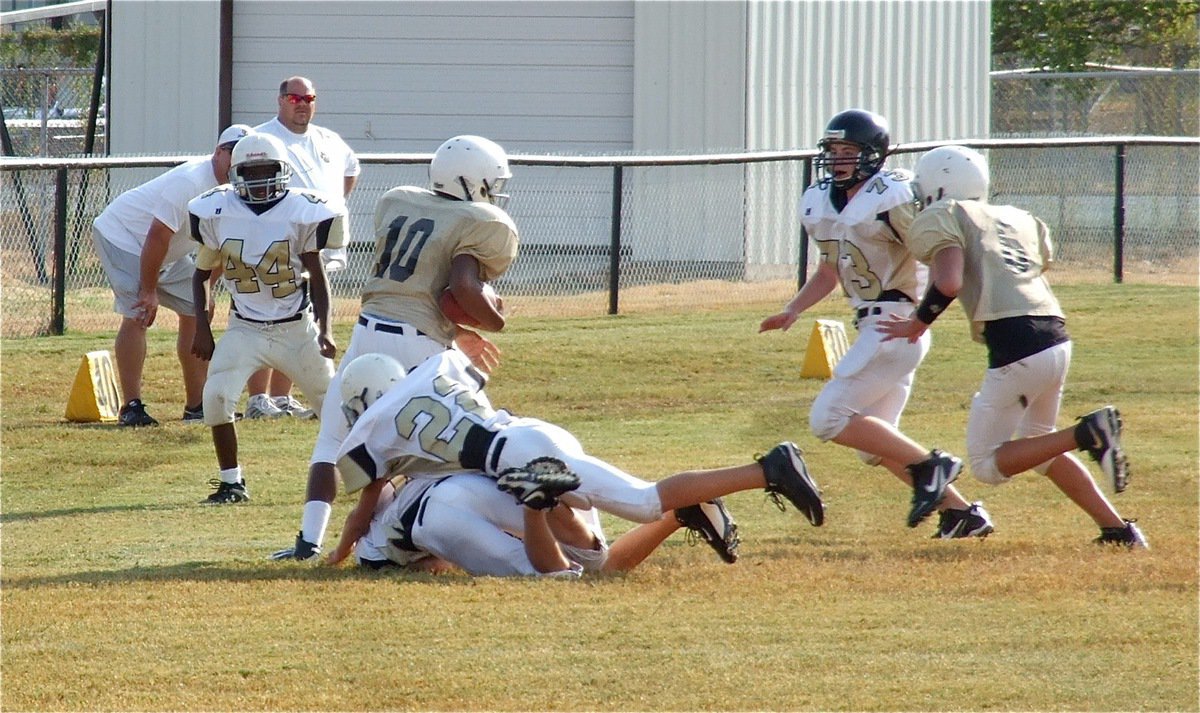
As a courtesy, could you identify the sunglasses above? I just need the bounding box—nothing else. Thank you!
[283,93,317,105]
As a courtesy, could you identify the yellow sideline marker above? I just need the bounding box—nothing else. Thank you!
[65,350,123,422]
[800,319,850,379]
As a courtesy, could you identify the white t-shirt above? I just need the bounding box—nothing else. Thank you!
[92,157,219,266]
[255,117,360,264]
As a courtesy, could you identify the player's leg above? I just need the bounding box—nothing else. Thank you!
[200,320,264,504]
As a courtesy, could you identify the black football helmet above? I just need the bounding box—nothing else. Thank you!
[814,109,891,189]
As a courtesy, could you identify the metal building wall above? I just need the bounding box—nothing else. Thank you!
[107,2,222,156]
[743,0,991,272]
[747,0,990,152]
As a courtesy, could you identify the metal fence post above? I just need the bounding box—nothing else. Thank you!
[1113,143,1126,284]
[608,164,623,315]
[53,168,68,335]
[798,157,812,289]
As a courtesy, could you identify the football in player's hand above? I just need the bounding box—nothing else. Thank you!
[439,283,499,328]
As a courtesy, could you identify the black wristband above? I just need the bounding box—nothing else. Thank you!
[915,284,955,324]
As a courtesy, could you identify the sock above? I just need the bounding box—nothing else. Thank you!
[219,466,243,485]
[300,500,333,548]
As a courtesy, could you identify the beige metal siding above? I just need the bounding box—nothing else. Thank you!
[108,2,222,155]
[230,1,635,154]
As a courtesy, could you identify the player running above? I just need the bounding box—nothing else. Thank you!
[877,145,1146,548]
[760,109,992,535]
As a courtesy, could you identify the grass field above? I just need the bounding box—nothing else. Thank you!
[2,282,1196,711]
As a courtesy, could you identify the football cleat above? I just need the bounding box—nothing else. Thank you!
[269,531,321,561]
[1094,519,1149,549]
[274,395,317,420]
[182,404,204,423]
[676,498,740,564]
[244,394,285,420]
[496,459,581,511]
[757,442,825,526]
[118,399,159,427]
[907,450,962,528]
[1076,406,1129,493]
[202,479,249,505]
[932,502,994,539]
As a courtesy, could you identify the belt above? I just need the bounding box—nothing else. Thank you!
[854,290,914,321]
[357,315,428,337]
[234,309,306,325]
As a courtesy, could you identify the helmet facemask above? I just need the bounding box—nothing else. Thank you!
[815,139,884,190]
[233,160,291,203]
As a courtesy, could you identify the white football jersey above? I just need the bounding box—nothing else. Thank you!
[188,187,345,321]
[908,199,1063,342]
[801,169,925,308]
[337,350,513,489]
[364,186,519,343]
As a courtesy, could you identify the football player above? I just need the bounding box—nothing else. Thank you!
[271,135,517,561]
[245,75,364,419]
[326,467,742,577]
[324,350,822,563]
[759,109,994,535]
[877,145,1146,548]
[188,132,344,505]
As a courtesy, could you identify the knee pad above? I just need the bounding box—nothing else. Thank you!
[969,451,1008,486]
[809,394,852,442]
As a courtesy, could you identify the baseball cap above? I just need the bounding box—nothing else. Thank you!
[218,124,252,148]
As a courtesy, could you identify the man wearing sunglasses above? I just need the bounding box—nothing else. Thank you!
[247,76,361,419]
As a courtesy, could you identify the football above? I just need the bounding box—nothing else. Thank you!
[438,283,498,328]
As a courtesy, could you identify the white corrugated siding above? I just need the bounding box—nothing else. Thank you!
[744,0,991,269]
[230,0,635,154]
[108,2,222,155]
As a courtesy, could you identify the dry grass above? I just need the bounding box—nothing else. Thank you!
[1,282,1196,711]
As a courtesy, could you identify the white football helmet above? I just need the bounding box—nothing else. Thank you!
[230,132,292,203]
[340,353,407,427]
[912,145,990,208]
[429,135,512,207]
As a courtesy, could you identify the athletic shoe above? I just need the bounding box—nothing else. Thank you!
[757,442,825,526]
[118,399,158,427]
[932,501,994,539]
[496,459,581,510]
[182,404,204,423]
[676,498,740,564]
[907,450,962,528]
[202,479,249,505]
[1094,519,1149,549]
[269,531,321,561]
[1076,406,1129,493]
[244,394,285,420]
[274,395,317,420]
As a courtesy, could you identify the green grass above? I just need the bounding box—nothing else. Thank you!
[2,283,1196,711]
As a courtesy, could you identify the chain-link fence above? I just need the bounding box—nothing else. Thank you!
[1,139,1196,338]
[0,67,105,157]
[993,69,1199,137]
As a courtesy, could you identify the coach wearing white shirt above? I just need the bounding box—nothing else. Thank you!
[91,123,251,427]
[254,76,360,271]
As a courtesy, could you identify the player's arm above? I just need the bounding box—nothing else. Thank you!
[343,174,358,198]
[876,245,963,344]
[447,253,505,332]
[326,479,391,566]
[190,262,216,361]
[300,248,336,360]
[759,260,839,333]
